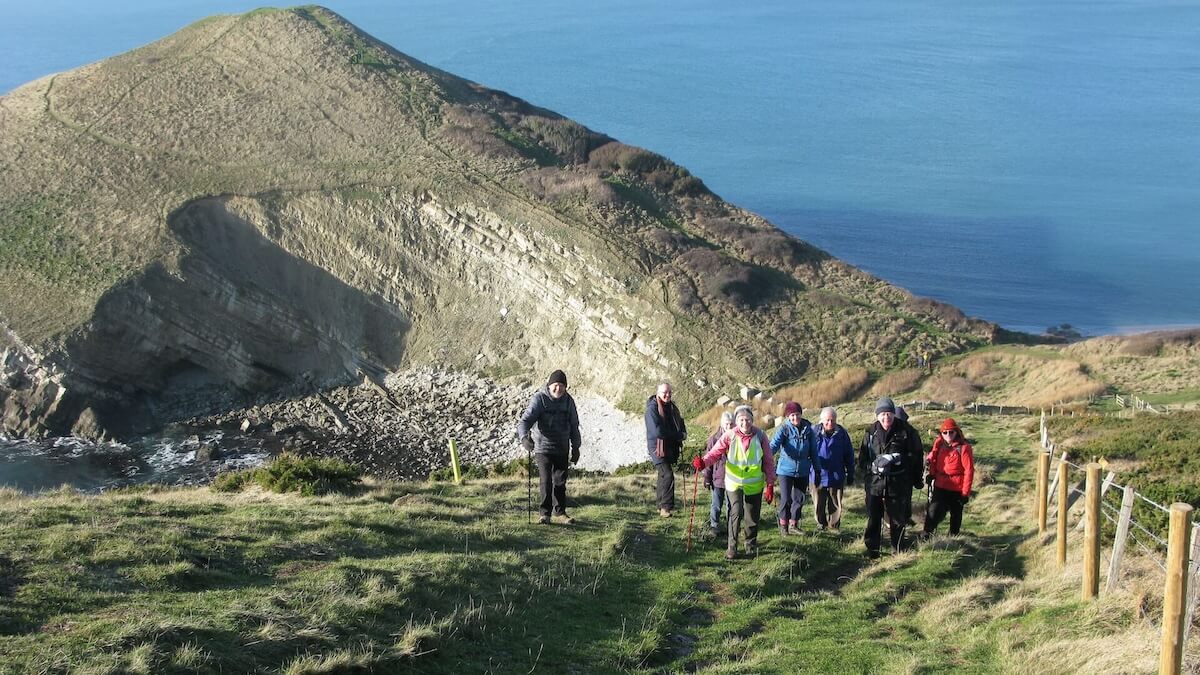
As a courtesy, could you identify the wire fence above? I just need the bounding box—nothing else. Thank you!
[1038,411,1199,652]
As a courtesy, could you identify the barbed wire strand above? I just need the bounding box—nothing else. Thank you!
[1128,517,1170,549]
[1127,530,1169,573]
[1135,492,1174,515]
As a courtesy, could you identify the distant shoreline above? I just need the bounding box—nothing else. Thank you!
[1003,323,1200,339]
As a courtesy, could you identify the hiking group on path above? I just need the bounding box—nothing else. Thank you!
[517,371,975,558]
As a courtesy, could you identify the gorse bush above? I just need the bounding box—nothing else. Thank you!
[212,454,361,496]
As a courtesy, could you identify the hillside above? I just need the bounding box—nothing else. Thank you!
[1,414,1184,673]
[0,6,996,440]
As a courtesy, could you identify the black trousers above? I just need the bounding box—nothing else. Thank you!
[864,491,910,555]
[655,462,676,510]
[534,453,569,517]
[924,487,965,535]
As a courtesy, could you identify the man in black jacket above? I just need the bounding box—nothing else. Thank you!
[517,370,582,524]
[857,397,924,557]
[646,382,687,517]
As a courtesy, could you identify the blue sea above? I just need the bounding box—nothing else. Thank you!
[3,0,1198,336]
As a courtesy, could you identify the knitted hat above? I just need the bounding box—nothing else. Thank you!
[783,401,802,417]
[939,418,960,433]
[547,369,568,387]
[895,405,908,422]
[874,397,896,415]
[733,405,754,422]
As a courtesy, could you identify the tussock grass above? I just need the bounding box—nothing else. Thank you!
[869,368,925,397]
[774,367,872,410]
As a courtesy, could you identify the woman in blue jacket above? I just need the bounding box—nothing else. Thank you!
[770,401,817,536]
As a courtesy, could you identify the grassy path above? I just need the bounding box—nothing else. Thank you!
[0,415,1164,673]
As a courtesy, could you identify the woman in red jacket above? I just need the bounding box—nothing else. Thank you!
[923,418,975,536]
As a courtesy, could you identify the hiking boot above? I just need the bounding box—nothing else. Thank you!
[725,547,738,560]
[747,543,759,557]
[709,526,720,540]
[778,521,788,536]
[553,513,575,525]
[788,521,802,536]
[659,508,673,518]
[537,515,550,525]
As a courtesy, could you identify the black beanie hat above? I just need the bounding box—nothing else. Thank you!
[547,369,568,387]
[874,397,896,415]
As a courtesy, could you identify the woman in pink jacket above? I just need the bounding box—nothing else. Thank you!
[693,405,776,559]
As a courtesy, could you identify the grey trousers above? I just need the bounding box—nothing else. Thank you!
[727,488,763,552]
[814,486,845,529]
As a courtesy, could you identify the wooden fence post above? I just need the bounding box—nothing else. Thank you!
[1106,484,1135,593]
[1184,522,1200,644]
[1048,451,1068,505]
[1082,463,1101,600]
[1057,459,1069,568]
[1077,471,1115,531]
[1037,451,1051,536]
[1160,503,1194,675]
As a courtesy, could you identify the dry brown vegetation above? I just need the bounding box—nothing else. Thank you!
[919,374,981,404]
[1064,329,1200,396]
[916,350,1107,408]
[869,368,925,397]
[773,367,872,411]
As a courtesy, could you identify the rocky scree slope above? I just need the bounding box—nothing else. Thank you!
[0,6,995,440]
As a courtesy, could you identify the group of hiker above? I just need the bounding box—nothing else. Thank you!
[516,370,975,559]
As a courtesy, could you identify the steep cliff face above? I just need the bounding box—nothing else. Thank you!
[0,7,996,438]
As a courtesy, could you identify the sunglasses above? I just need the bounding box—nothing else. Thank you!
[941,430,958,436]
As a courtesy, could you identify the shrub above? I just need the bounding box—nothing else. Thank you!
[677,249,794,308]
[211,454,361,496]
[519,116,608,165]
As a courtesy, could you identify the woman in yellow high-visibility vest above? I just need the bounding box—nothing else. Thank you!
[693,405,777,559]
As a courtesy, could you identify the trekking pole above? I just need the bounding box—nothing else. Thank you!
[526,443,532,525]
[686,466,700,552]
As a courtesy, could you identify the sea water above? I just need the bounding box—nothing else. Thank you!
[2,0,1198,336]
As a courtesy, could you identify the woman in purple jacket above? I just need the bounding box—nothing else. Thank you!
[703,411,735,539]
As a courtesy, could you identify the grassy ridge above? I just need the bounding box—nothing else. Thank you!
[0,416,1177,673]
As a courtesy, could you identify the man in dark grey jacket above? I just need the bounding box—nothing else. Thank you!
[857,397,924,557]
[517,369,582,524]
[645,382,687,517]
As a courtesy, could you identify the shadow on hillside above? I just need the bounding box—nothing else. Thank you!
[63,193,411,437]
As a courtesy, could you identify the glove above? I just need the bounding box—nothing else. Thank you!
[926,474,935,488]
[764,484,774,504]
[570,448,580,464]
[692,456,705,471]
[962,493,970,504]
[704,477,713,490]
[520,436,534,454]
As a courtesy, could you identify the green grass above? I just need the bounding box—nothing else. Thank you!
[0,417,1172,673]
[211,454,362,496]
[0,196,125,290]
[1141,388,1200,406]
